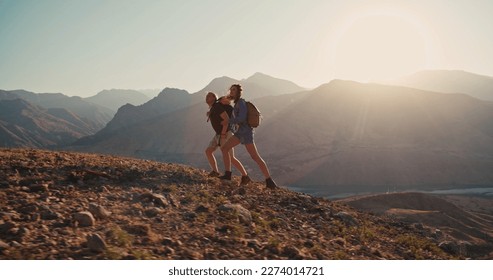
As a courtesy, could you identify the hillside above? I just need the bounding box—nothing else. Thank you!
[339,192,493,258]
[0,99,99,148]
[0,89,113,130]
[0,148,453,260]
[392,70,493,101]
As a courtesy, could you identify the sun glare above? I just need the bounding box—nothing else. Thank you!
[333,14,428,82]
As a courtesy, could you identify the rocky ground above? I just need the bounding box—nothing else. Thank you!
[339,193,493,259]
[0,148,453,259]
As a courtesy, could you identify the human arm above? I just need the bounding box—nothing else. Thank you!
[229,100,247,125]
[219,111,229,136]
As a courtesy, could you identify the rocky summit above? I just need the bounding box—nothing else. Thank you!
[0,148,453,260]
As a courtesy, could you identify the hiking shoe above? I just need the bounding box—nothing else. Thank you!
[240,175,252,186]
[207,170,220,177]
[219,171,232,180]
[265,177,278,189]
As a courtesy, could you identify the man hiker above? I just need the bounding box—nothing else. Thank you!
[204,92,251,185]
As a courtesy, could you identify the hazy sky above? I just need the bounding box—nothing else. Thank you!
[1,0,492,96]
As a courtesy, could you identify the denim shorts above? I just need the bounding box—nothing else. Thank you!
[234,127,254,145]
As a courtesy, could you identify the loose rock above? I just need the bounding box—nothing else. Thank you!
[87,233,107,253]
[74,212,95,227]
[218,204,252,225]
[88,203,111,220]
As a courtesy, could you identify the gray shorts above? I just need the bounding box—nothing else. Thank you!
[207,131,234,150]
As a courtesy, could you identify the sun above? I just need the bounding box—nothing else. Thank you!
[333,14,428,82]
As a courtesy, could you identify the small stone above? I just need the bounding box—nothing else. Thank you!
[87,233,107,253]
[183,212,197,221]
[304,240,315,248]
[88,203,111,220]
[218,204,252,225]
[1,211,21,221]
[19,204,38,214]
[41,210,61,220]
[195,205,209,213]
[74,212,95,227]
[10,241,22,248]
[144,207,162,218]
[0,221,18,233]
[29,183,49,193]
[17,227,30,237]
[0,240,9,251]
[138,193,169,208]
[166,194,179,208]
[162,238,174,246]
[334,211,359,227]
[330,237,347,247]
[243,239,261,249]
[125,223,151,236]
[31,213,40,222]
[238,188,247,196]
[281,245,303,259]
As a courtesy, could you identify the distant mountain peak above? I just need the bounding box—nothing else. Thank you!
[157,88,190,97]
[246,72,273,79]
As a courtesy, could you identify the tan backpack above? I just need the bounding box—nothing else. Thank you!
[246,101,261,128]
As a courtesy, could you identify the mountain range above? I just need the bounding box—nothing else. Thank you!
[0,99,97,147]
[75,72,306,142]
[0,88,160,148]
[0,89,113,129]
[84,89,151,112]
[71,72,493,196]
[2,70,493,196]
[392,70,493,101]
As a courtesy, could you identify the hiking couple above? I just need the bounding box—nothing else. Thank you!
[205,84,278,189]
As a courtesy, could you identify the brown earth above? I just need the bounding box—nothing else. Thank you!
[0,148,453,260]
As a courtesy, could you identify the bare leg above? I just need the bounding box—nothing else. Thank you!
[205,147,218,172]
[220,136,241,172]
[229,148,247,176]
[245,143,271,179]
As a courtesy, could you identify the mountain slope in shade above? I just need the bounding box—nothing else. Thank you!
[83,87,194,141]
[84,89,151,112]
[391,70,493,101]
[0,99,98,147]
[260,80,493,193]
[0,89,114,130]
[71,80,493,196]
[77,74,305,144]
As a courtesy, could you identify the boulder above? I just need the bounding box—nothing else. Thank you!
[218,204,252,225]
[88,203,111,220]
[87,233,107,253]
[335,211,359,227]
[74,212,95,227]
